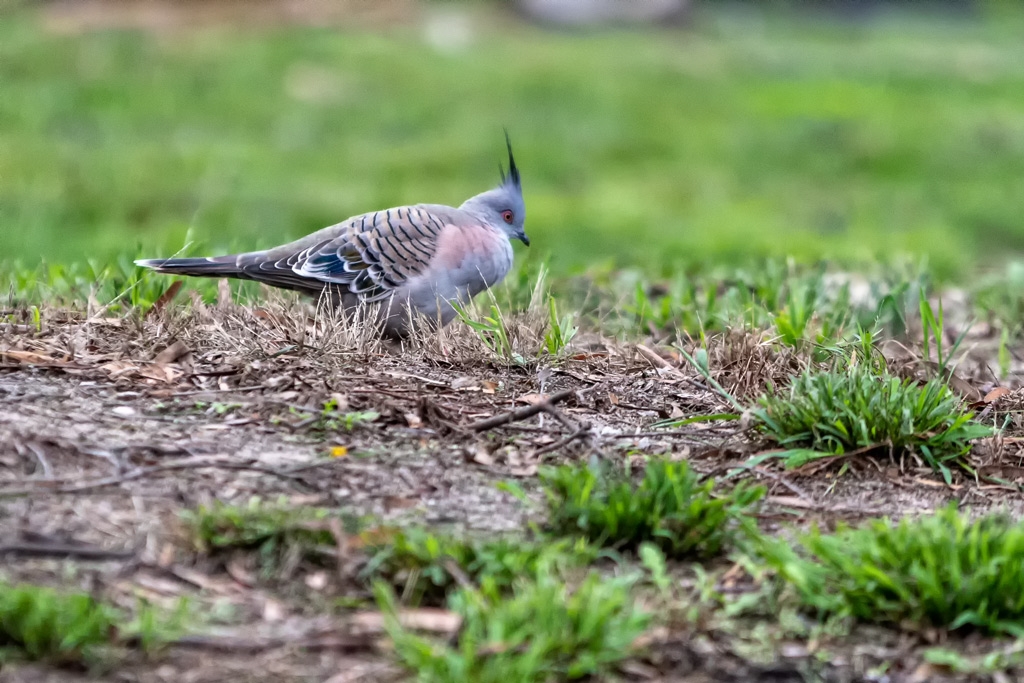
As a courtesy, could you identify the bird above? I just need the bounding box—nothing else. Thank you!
[136,135,529,339]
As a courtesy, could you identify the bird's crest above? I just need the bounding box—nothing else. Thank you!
[499,130,521,191]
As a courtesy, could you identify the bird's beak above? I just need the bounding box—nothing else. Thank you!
[518,232,530,247]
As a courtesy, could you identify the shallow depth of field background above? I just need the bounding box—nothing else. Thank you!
[3,0,1024,281]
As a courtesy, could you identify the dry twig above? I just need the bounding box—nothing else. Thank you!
[532,426,591,458]
[0,542,135,560]
[467,388,576,432]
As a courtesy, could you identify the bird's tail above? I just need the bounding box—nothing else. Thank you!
[134,256,244,279]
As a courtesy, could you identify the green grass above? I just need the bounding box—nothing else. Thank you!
[454,298,527,364]
[543,294,578,355]
[182,498,360,574]
[0,581,185,665]
[609,258,928,340]
[759,504,1024,636]
[362,528,596,606]
[0,583,118,663]
[376,570,649,683]
[752,366,992,478]
[289,398,380,433]
[538,458,764,558]
[185,499,597,605]
[3,7,1024,279]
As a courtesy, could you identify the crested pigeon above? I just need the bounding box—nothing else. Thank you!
[136,136,528,339]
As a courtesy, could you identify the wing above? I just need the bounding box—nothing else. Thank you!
[241,205,451,301]
[297,206,451,300]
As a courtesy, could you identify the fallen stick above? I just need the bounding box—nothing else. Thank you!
[467,389,576,432]
[0,542,135,561]
[635,343,679,372]
[168,632,377,654]
[540,401,578,432]
[531,425,591,458]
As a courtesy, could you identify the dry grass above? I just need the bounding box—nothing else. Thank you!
[697,329,809,401]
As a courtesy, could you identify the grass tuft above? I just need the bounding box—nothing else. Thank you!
[759,505,1024,636]
[376,570,649,683]
[362,528,596,606]
[299,397,379,432]
[0,582,185,664]
[182,498,358,573]
[542,295,578,356]
[752,366,991,477]
[454,299,523,364]
[539,458,763,559]
[0,583,117,663]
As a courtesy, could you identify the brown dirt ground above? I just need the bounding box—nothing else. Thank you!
[2,298,1024,682]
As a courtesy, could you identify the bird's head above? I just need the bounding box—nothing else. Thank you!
[460,133,528,246]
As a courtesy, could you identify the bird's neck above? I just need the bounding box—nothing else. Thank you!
[458,194,486,212]
[458,199,495,228]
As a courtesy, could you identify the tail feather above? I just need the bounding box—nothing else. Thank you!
[135,254,326,296]
[134,256,243,279]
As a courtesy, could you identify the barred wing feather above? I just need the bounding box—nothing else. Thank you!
[258,206,445,301]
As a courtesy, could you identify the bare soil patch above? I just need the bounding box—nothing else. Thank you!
[1,301,1023,681]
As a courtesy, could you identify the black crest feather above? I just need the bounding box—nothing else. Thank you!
[499,130,521,189]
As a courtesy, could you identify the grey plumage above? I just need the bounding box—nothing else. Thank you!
[136,136,528,339]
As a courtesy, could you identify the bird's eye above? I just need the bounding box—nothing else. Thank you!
[502,210,514,224]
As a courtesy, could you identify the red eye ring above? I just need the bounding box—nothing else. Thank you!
[502,210,514,224]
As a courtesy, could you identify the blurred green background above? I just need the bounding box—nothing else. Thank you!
[3,0,1024,280]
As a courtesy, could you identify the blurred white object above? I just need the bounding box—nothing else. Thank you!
[514,0,691,27]
[423,8,476,53]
